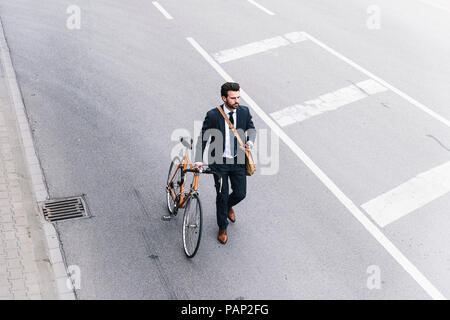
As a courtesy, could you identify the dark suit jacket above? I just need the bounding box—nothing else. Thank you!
[195,104,256,164]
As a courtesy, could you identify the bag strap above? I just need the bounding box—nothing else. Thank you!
[217,105,245,148]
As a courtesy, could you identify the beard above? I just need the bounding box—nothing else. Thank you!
[225,101,239,109]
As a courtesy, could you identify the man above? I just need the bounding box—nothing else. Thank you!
[194,82,256,244]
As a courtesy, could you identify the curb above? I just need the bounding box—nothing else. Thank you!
[0,16,76,300]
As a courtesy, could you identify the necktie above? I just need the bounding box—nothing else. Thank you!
[228,111,237,157]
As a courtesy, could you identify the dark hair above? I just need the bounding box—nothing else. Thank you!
[221,82,240,98]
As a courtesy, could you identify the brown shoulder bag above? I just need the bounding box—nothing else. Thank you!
[217,106,256,176]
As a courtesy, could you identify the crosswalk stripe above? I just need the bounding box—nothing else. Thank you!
[270,79,387,126]
[247,0,275,15]
[213,32,307,64]
[362,160,450,227]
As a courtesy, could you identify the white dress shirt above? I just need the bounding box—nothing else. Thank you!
[223,107,237,158]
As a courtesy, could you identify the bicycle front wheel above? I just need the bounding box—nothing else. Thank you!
[182,194,203,258]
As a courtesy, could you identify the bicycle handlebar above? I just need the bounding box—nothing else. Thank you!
[182,167,223,192]
[182,167,213,175]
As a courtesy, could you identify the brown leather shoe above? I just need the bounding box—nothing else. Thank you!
[218,229,228,244]
[228,208,236,223]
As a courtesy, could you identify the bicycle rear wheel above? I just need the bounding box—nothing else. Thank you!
[166,156,182,215]
[182,194,203,258]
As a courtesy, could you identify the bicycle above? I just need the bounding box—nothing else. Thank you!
[164,137,222,258]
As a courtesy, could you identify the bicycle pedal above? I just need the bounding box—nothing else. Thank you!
[161,215,173,221]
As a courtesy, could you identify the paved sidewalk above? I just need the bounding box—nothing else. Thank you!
[0,64,57,299]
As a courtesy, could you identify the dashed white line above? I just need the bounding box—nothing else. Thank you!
[303,32,450,129]
[186,36,446,300]
[271,79,388,126]
[362,160,450,228]
[152,1,174,20]
[418,0,450,14]
[213,31,307,64]
[247,0,275,15]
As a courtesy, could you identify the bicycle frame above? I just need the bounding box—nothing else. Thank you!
[168,151,199,209]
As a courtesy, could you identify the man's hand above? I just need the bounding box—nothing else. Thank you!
[240,141,253,151]
[193,162,203,171]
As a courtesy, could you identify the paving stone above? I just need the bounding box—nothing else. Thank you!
[0,146,7,154]
[21,255,37,266]
[22,263,38,274]
[11,279,26,291]
[12,291,28,300]
[0,206,12,214]
[1,153,13,161]
[3,231,16,240]
[7,173,18,180]
[7,258,21,269]
[0,262,7,274]
[8,186,21,194]
[19,245,33,254]
[0,278,9,287]
[14,226,28,235]
[5,162,15,172]
[0,286,11,296]
[5,239,18,249]
[18,239,34,250]
[12,202,24,209]
[26,284,41,295]
[11,194,22,202]
[24,274,40,286]
[13,216,27,226]
[0,222,14,231]
[0,213,13,222]
[17,233,32,242]
[6,249,20,260]
[12,210,27,218]
[8,268,23,280]
[59,292,76,300]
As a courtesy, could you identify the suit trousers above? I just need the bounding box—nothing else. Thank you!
[210,158,247,230]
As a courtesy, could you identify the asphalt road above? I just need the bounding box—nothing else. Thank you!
[1,0,449,299]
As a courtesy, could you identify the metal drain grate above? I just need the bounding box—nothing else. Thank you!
[41,196,88,222]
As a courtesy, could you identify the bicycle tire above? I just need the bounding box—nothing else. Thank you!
[182,194,203,258]
[166,156,182,215]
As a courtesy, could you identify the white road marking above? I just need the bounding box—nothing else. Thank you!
[418,0,450,14]
[213,31,307,63]
[303,32,450,129]
[247,0,275,15]
[271,79,388,126]
[362,161,450,228]
[152,1,174,20]
[187,36,446,300]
